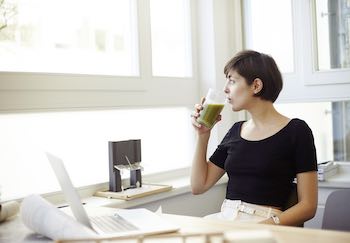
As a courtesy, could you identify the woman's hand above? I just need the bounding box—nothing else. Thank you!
[191,97,222,135]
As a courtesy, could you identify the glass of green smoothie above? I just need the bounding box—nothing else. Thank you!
[197,88,226,128]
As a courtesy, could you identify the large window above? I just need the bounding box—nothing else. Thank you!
[0,0,197,201]
[0,0,193,78]
[275,102,333,162]
[275,100,350,163]
[0,0,195,109]
[0,0,139,76]
[331,100,350,161]
[243,0,350,100]
[150,0,192,77]
[243,0,294,73]
[315,0,350,70]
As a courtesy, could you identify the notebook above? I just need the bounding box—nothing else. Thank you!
[46,152,179,237]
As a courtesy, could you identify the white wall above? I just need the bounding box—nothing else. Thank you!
[129,183,227,217]
[0,107,196,201]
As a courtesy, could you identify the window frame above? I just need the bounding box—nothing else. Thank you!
[303,0,350,86]
[0,0,198,110]
[285,0,350,87]
[242,0,300,86]
[243,0,350,103]
[0,0,240,201]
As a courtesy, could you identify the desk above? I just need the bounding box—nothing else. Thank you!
[1,208,350,243]
[164,214,350,243]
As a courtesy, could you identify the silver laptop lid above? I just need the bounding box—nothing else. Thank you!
[46,152,93,229]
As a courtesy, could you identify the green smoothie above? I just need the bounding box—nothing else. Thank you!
[197,103,225,128]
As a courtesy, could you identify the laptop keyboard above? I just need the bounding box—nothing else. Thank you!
[90,214,139,234]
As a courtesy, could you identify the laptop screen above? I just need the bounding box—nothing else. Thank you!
[46,152,93,229]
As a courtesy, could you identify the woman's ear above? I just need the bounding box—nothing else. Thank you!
[252,78,263,95]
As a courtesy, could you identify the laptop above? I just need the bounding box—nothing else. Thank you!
[46,152,179,237]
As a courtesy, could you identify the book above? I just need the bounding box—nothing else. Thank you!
[94,183,172,200]
[318,167,338,181]
[317,161,339,173]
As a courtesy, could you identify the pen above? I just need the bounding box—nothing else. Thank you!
[317,160,332,165]
[57,202,86,209]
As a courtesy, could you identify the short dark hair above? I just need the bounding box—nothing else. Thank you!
[224,50,283,102]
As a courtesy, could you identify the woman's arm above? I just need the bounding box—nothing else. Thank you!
[260,171,318,226]
[190,132,225,194]
[190,101,225,195]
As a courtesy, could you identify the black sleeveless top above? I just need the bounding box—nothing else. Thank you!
[209,118,317,208]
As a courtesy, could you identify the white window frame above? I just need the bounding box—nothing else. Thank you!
[242,0,300,87]
[0,0,198,110]
[303,0,350,86]
[243,0,350,103]
[0,0,241,201]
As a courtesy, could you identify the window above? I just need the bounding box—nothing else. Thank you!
[315,0,350,70]
[275,102,333,162]
[243,0,350,99]
[243,0,294,73]
[0,0,139,76]
[150,0,192,77]
[0,0,196,108]
[332,100,350,161]
[275,100,350,162]
[0,107,195,201]
[0,0,197,201]
[0,0,194,78]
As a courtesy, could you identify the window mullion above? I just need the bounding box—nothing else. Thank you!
[137,0,152,81]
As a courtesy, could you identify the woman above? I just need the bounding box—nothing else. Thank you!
[190,50,318,226]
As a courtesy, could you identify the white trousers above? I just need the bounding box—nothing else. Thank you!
[204,199,282,223]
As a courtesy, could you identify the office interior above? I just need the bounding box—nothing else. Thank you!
[0,0,350,242]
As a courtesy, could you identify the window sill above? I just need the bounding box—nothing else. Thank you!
[42,167,228,209]
[318,162,350,189]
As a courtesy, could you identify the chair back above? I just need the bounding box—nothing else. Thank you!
[322,189,350,231]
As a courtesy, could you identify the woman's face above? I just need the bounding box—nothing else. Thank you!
[224,69,255,111]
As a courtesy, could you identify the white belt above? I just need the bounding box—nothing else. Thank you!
[237,204,272,218]
[221,200,281,218]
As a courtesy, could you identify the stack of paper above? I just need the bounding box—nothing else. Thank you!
[317,161,339,181]
[21,194,97,240]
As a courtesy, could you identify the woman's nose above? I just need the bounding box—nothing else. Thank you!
[223,85,229,94]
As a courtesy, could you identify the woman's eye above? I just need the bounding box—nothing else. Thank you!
[229,80,235,84]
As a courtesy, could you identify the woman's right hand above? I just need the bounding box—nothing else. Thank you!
[191,97,221,135]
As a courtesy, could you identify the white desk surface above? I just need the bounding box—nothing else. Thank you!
[1,206,350,243]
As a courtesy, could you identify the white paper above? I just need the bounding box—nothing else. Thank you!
[20,194,97,240]
[155,205,162,215]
